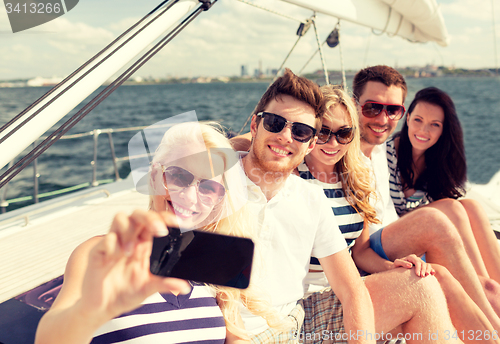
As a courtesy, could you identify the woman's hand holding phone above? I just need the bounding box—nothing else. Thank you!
[81,210,191,322]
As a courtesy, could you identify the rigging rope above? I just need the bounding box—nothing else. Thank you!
[0,0,178,142]
[237,111,254,135]
[312,16,329,85]
[273,35,303,81]
[297,40,325,75]
[237,17,312,135]
[372,7,392,36]
[337,21,347,89]
[234,0,303,23]
[386,12,404,38]
[0,0,215,190]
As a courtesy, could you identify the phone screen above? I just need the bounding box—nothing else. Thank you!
[150,228,254,289]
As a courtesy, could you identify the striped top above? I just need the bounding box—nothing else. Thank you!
[91,284,226,344]
[298,162,364,271]
[386,137,431,216]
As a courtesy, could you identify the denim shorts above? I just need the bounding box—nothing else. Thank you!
[370,228,426,262]
[369,228,390,260]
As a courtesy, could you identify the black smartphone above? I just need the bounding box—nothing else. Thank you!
[150,228,254,289]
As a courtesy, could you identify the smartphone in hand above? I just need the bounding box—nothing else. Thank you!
[150,228,254,289]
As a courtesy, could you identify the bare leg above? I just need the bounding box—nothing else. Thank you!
[423,199,500,318]
[364,269,464,344]
[432,264,499,343]
[381,207,500,330]
[460,198,500,284]
[480,275,500,316]
[426,199,490,278]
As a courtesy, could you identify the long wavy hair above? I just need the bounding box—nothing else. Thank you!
[149,122,296,339]
[320,85,379,225]
[396,87,466,200]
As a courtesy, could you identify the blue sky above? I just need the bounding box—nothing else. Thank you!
[0,0,499,79]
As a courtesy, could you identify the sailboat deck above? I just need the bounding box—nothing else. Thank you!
[0,177,499,304]
[0,180,148,303]
[467,185,500,235]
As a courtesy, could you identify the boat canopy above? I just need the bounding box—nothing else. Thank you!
[279,0,450,46]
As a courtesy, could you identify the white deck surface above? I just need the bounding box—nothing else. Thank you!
[468,181,500,235]
[0,181,148,303]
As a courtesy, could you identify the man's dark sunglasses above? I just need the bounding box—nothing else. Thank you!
[256,112,317,143]
[361,101,405,120]
[317,126,355,145]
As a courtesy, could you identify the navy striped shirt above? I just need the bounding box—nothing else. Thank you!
[91,284,226,344]
[298,162,364,271]
[386,137,431,216]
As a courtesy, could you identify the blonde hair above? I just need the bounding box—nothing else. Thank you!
[320,85,379,226]
[148,121,295,338]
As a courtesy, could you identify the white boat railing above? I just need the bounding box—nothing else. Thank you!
[0,123,173,213]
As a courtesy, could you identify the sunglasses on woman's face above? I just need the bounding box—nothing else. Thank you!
[256,112,317,143]
[361,101,406,120]
[316,126,355,145]
[161,166,226,206]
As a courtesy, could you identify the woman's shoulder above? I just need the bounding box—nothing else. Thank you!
[296,161,342,189]
[386,135,399,151]
[296,161,310,176]
[386,136,399,164]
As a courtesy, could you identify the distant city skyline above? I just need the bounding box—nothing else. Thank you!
[1,0,499,80]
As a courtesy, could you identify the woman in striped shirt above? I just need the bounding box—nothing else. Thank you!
[387,87,500,294]
[299,85,499,336]
[35,122,284,344]
[297,85,427,278]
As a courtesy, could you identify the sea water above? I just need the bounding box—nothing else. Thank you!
[0,76,499,210]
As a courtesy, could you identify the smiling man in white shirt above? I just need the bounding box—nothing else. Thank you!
[237,69,461,343]
[352,65,500,331]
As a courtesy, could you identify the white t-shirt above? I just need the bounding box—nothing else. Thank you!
[239,156,347,334]
[361,144,399,234]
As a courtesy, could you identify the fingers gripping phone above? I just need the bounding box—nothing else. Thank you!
[150,228,254,289]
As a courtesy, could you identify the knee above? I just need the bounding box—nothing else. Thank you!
[431,264,451,280]
[410,273,447,305]
[459,198,483,213]
[430,264,457,291]
[434,198,469,223]
[416,208,463,246]
[480,275,500,295]
[420,274,448,300]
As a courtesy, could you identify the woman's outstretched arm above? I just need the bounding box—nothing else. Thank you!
[35,210,190,344]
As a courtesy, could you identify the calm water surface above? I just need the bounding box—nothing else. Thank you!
[1,77,499,211]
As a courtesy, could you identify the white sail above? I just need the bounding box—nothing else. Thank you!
[279,0,450,46]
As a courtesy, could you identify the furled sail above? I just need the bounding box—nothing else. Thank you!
[279,0,450,46]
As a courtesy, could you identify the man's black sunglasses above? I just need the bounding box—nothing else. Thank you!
[256,112,317,143]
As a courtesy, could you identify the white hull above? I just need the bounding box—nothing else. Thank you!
[0,175,147,303]
[468,171,500,235]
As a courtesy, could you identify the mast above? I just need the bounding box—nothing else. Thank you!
[0,0,200,171]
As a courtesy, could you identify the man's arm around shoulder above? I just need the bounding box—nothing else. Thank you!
[319,249,375,344]
[230,132,252,152]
